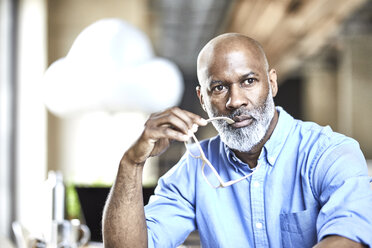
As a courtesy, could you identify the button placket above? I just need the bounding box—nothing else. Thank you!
[253,181,260,188]
[255,222,263,229]
[250,162,268,247]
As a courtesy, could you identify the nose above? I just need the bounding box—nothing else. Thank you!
[225,85,247,110]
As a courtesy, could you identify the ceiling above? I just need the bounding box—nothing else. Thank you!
[150,0,369,80]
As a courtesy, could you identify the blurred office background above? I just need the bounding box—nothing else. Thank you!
[1,0,372,245]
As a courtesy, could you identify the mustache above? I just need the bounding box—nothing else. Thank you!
[226,108,259,120]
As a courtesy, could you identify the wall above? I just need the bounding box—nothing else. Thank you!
[339,36,372,158]
[14,0,48,236]
[302,35,372,159]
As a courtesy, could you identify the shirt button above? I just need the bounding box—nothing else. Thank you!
[253,181,260,188]
[256,222,263,229]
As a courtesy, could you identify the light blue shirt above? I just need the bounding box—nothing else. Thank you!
[145,107,372,247]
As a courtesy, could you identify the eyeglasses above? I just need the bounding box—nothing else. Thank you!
[184,116,261,188]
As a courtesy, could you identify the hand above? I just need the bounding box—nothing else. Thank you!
[125,107,208,165]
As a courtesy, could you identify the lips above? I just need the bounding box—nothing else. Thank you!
[231,115,253,128]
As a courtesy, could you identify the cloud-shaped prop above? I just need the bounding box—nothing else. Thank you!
[43,19,184,117]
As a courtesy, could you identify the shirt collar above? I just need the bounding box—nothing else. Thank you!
[261,106,294,166]
[222,106,294,168]
[223,142,244,172]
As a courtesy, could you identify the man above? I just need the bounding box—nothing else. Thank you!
[103,33,372,247]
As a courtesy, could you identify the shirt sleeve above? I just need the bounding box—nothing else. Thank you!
[312,137,372,246]
[145,154,197,248]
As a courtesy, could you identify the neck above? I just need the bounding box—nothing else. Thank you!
[233,109,279,168]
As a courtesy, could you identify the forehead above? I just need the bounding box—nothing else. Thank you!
[209,49,257,73]
[200,45,266,85]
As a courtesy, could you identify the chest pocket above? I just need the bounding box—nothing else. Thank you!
[280,208,318,248]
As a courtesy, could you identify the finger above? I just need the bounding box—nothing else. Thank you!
[148,113,190,136]
[146,125,189,142]
[166,107,195,130]
[164,114,191,135]
[146,107,207,139]
[148,107,195,135]
[168,107,208,129]
[182,110,208,127]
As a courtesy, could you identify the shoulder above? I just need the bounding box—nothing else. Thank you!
[274,107,354,154]
[292,121,368,200]
[293,119,365,171]
[292,118,359,156]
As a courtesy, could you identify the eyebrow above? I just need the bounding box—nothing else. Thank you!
[208,71,258,87]
[239,72,257,81]
[209,80,223,87]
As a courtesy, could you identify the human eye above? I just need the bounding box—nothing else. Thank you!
[210,83,227,93]
[242,78,257,86]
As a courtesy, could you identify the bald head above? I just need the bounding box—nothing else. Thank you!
[197,33,269,86]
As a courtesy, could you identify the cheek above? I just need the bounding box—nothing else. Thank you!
[209,96,227,109]
[203,90,224,107]
[203,97,225,115]
[253,83,270,105]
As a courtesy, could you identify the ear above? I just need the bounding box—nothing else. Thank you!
[196,86,207,112]
[269,69,278,97]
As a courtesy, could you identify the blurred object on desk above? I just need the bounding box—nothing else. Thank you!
[44,171,66,244]
[12,221,47,248]
[12,221,30,248]
[0,235,15,248]
[49,171,65,222]
[50,219,90,248]
[86,241,103,248]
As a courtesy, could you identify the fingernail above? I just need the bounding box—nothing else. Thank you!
[187,130,194,137]
[191,124,198,133]
[200,118,208,125]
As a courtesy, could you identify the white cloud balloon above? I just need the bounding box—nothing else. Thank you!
[43,18,184,117]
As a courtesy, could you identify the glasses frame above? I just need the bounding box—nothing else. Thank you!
[184,117,261,188]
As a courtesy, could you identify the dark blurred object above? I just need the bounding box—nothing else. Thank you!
[75,186,155,242]
[30,238,47,248]
[275,76,303,120]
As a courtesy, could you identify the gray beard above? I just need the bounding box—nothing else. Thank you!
[204,90,275,152]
